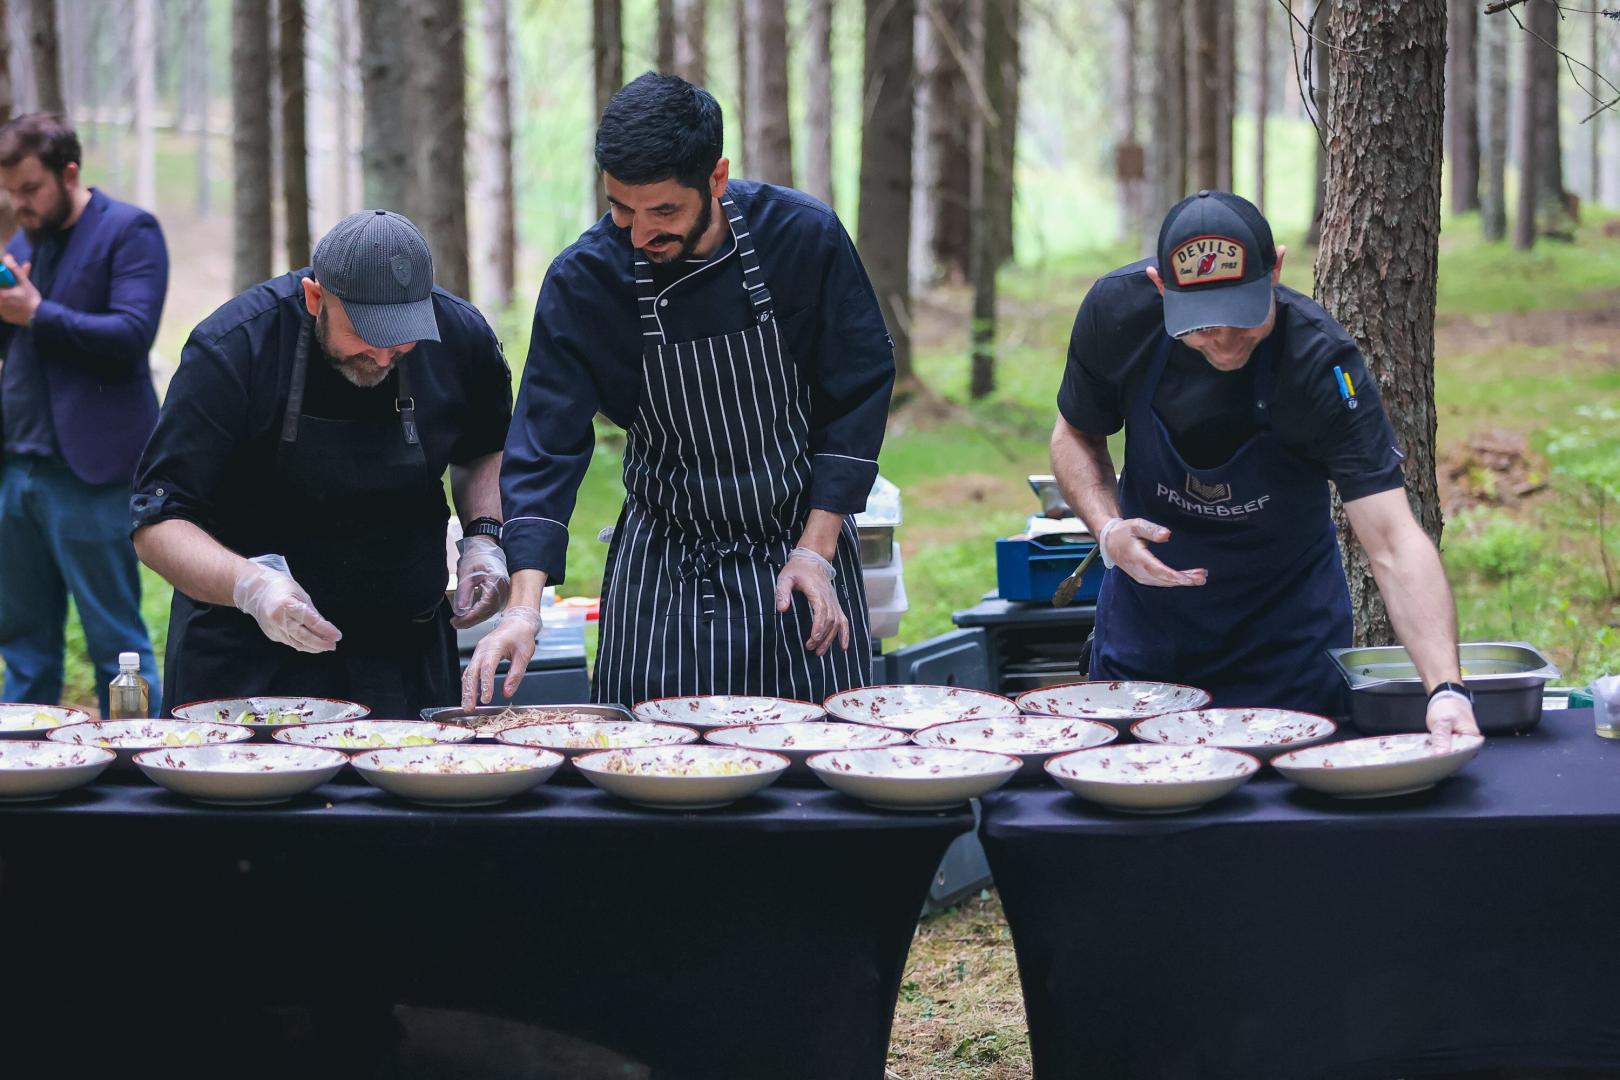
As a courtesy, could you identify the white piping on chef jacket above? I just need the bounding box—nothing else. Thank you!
[645,229,741,344]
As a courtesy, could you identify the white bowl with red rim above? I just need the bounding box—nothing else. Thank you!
[1016,681,1213,725]
[171,696,369,740]
[1271,733,1484,798]
[1045,744,1260,814]
[805,746,1021,810]
[496,719,700,760]
[574,745,789,809]
[0,740,116,800]
[704,720,908,775]
[0,704,92,740]
[133,743,348,805]
[822,685,1019,732]
[272,720,474,753]
[632,695,825,730]
[350,744,565,806]
[1131,708,1338,762]
[911,714,1118,780]
[49,719,253,767]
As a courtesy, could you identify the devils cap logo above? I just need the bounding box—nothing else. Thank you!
[1170,235,1247,287]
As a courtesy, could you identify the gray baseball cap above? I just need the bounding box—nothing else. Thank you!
[311,209,440,348]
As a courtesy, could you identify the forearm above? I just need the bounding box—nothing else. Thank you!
[1050,418,1122,535]
[795,508,845,562]
[1366,528,1463,690]
[508,568,548,609]
[132,519,250,607]
[451,451,503,525]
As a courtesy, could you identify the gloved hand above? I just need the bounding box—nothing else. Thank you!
[1425,689,1481,751]
[232,554,342,654]
[450,536,510,629]
[1099,516,1209,588]
[775,548,850,657]
[461,605,542,708]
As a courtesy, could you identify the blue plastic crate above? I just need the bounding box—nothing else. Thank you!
[995,536,1103,603]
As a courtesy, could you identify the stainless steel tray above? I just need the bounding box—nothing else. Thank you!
[420,703,634,738]
[1328,642,1561,735]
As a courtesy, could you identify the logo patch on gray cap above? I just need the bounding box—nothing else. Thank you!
[391,254,413,288]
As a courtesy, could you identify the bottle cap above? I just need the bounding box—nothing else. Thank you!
[119,652,140,668]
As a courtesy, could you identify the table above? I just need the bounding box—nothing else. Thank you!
[979,709,1620,1079]
[0,772,971,1080]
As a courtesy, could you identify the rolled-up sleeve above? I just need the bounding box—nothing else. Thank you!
[500,261,600,583]
[34,212,168,382]
[806,216,893,514]
[130,334,248,534]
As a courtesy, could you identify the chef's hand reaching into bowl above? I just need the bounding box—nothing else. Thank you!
[461,605,541,708]
[1425,691,1480,751]
[777,548,849,656]
[232,554,342,654]
[1099,516,1208,588]
[451,536,511,629]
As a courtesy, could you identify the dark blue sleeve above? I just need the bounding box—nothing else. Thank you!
[806,214,893,514]
[32,211,168,381]
[445,306,514,465]
[500,260,600,583]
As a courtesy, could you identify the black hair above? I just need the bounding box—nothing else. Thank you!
[594,72,723,192]
[0,113,81,175]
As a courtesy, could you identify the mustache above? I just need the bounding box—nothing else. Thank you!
[338,349,408,366]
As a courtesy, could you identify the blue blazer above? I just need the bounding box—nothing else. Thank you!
[0,188,168,486]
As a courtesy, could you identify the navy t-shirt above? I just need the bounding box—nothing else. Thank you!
[1057,259,1405,502]
[1,226,72,457]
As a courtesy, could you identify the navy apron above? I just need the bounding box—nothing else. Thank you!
[593,194,872,706]
[1089,331,1353,716]
[161,317,458,718]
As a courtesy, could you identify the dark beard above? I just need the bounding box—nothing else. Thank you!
[640,195,714,264]
[22,184,73,246]
[314,306,401,389]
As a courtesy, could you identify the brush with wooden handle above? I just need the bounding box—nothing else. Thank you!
[1051,543,1102,608]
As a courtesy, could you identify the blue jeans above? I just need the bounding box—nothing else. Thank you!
[0,455,160,716]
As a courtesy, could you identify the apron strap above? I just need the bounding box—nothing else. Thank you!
[676,538,777,582]
[722,193,776,326]
[396,357,419,446]
[279,316,420,447]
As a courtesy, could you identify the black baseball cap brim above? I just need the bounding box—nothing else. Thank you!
[342,295,441,349]
[1162,273,1273,337]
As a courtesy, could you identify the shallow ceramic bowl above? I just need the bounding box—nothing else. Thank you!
[172,696,370,740]
[495,720,699,760]
[0,740,116,800]
[805,746,1021,810]
[1016,681,1213,725]
[574,745,788,809]
[1045,744,1259,814]
[1272,733,1485,799]
[49,719,253,767]
[133,744,348,805]
[912,714,1118,780]
[632,695,825,729]
[350,744,565,806]
[272,720,474,752]
[0,704,92,740]
[704,721,908,775]
[1131,708,1338,762]
[823,685,1019,732]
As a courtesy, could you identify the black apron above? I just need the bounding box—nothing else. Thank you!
[593,194,873,706]
[161,317,458,719]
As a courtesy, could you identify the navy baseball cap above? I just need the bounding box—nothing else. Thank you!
[1155,190,1277,337]
[311,209,440,348]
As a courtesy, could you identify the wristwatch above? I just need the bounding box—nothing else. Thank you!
[1428,680,1473,703]
[464,516,502,540]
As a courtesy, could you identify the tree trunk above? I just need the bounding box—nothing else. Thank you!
[858,0,915,385]
[1114,0,1145,244]
[593,0,623,218]
[1148,0,1187,232]
[743,0,793,185]
[986,0,1018,268]
[338,0,362,213]
[1480,2,1507,241]
[674,0,706,84]
[1305,0,1329,246]
[279,0,311,268]
[186,0,211,217]
[1527,0,1566,235]
[734,0,748,175]
[133,0,157,210]
[1315,0,1445,647]
[1186,0,1219,190]
[480,0,516,311]
[0,0,14,241]
[358,0,412,213]
[1512,3,1537,251]
[923,0,971,282]
[657,0,676,72]
[1446,0,1479,214]
[1590,10,1600,204]
[231,0,274,291]
[1214,0,1234,191]
[28,0,63,115]
[969,0,994,400]
[1254,0,1268,211]
[803,0,834,206]
[413,0,469,298]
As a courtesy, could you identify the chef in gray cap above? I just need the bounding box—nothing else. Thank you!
[132,210,514,717]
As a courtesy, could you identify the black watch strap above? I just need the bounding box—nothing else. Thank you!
[465,517,503,540]
[1428,680,1472,702]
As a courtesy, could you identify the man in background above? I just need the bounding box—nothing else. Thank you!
[0,114,167,714]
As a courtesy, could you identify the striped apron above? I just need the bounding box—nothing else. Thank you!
[593,194,873,706]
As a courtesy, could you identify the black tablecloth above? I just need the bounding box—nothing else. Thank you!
[0,772,971,1080]
[979,708,1620,1080]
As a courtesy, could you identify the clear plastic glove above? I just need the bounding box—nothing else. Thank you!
[461,605,541,708]
[1100,517,1208,588]
[1425,691,1481,751]
[232,554,342,654]
[775,549,850,657]
[450,536,510,629]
